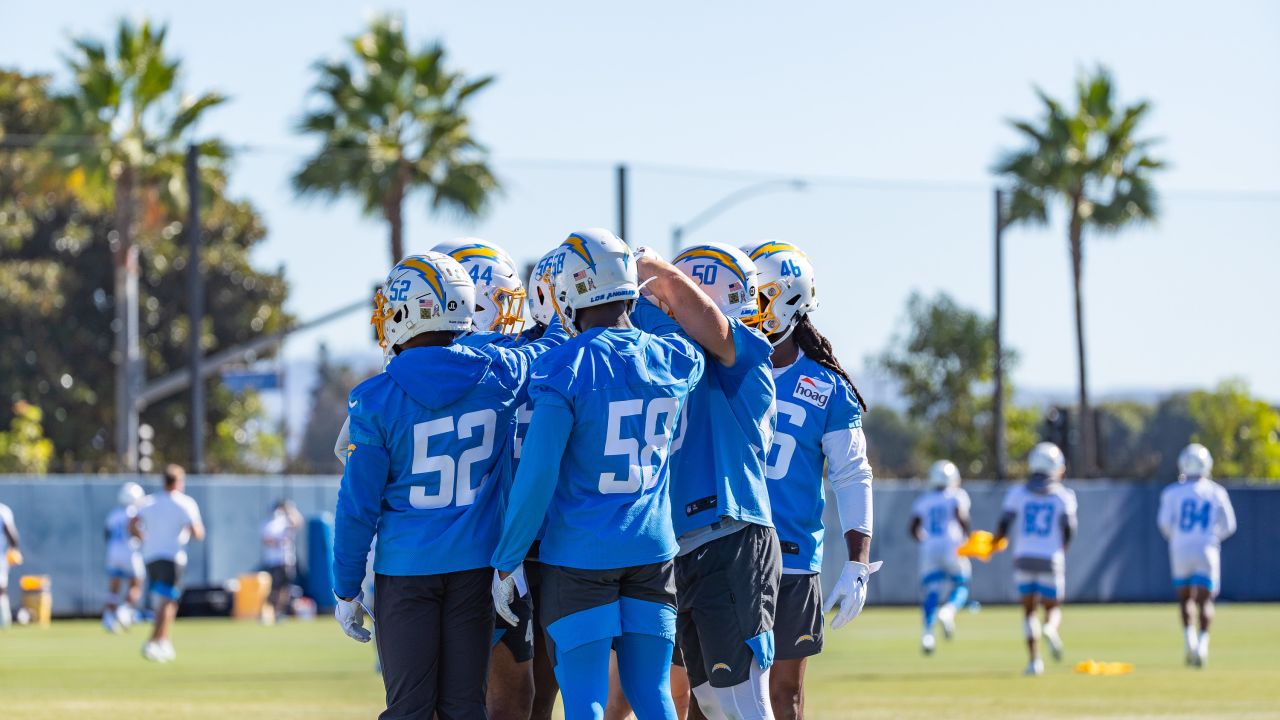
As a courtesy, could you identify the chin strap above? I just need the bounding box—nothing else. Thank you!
[769,322,797,347]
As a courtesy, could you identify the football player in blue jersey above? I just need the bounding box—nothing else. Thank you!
[631,242,780,720]
[492,228,704,720]
[332,251,564,720]
[742,241,877,720]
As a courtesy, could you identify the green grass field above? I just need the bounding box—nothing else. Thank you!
[1,604,1277,719]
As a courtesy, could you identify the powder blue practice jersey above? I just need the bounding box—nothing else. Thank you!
[630,298,777,538]
[331,332,560,599]
[766,355,863,572]
[493,327,703,571]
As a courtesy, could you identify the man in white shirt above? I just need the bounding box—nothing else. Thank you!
[1158,443,1237,668]
[261,499,303,622]
[130,464,205,662]
[909,460,972,655]
[0,501,20,629]
[993,443,1078,676]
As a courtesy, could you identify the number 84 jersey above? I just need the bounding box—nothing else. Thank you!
[766,354,865,573]
[1001,483,1078,564]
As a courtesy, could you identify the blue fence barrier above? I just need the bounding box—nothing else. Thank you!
[0,475,1275,616]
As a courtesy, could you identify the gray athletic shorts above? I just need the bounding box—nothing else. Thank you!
[674,523,781,688]
[773,573,823,661]
[537,561,676,664]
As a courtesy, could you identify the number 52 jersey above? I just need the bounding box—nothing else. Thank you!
[1001,482,1078,564]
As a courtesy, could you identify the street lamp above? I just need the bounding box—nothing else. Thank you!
[670,178,808,258]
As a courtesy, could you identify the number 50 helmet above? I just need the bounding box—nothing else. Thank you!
[554,228,638,335]
[744,241,818,340]
[672,242,761,323]
[432,238,527,335]
[370,251,475,356]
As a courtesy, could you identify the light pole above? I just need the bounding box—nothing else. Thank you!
[670,178,807,258]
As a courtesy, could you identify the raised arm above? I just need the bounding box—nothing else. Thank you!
[637,255,736,366]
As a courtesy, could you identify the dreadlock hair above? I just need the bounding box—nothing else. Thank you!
[792,313,867,411]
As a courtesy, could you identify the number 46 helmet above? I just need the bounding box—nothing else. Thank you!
[432,238,527,335]
[744,241,819,341]
[672,242,761,323]
[554,228,638,335]
[370,251,475,357]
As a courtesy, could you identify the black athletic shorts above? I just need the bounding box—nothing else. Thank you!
[674,523,781,688]
[493,591,535,663]
[773,573,824,660]
[145,559,184,601]
[537,560,676,665]
[267,564,295,593]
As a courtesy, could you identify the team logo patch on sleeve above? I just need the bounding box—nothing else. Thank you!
[794,375,832,409]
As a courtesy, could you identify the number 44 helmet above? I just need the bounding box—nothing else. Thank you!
[554,228,639,335]
[1178,443,1213,478]
[370,252,475,357]
[672,242,761,323]
[432,238,527,335]
[744,241,819,342]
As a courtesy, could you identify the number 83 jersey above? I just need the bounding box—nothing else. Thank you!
[528,328,704,570]
[1001,482,1078,564]
[767,354,865,573]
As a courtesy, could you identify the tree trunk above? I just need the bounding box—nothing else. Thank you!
[385,160,409,265]
[113,165,141,472]
[1068,202,1094,477]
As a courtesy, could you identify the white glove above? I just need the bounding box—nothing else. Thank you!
[823,560,882,629]
[492,572,520,626]
[334,592,373,643]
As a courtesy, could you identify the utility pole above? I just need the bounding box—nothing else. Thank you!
[616,164,628,241]
[993,188,1008,481]
[186,144,206,473]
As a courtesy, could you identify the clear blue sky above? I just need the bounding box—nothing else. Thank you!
[6,0,1280,401]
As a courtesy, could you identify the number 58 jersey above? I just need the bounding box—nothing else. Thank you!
[528,327,704,570]
[1001,483,1078,564]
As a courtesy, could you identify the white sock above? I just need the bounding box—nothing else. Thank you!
[1044,607,1062,635]
[1198,631,1210,656]
[1024,615,1041,641]
[0,594,10,628]
[1184,626,1197,653]
[708,664,774,720]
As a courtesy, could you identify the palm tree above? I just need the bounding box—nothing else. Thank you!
[995,66,1164,476]
[293,16,499,265]
[53,18,226,469]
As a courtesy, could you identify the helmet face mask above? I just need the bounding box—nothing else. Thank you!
[432,239,527,335]
[555,229,639,336]
[672,242,762,324]
[746,241,819,338]
[372,252,475,356]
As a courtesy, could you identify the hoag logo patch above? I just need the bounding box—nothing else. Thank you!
[794,375,832,409]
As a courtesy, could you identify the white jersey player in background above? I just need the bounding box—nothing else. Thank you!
[1157,443,1237,668]
[993,443,1078,676]
[0,501,20,629]
[103,482,146,632]
[909,460,971,655]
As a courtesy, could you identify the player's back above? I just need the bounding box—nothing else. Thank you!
[1160,478,1233,550]
[913,488,970,552]
[1003,481,1076,563]
[531,327,703,570]
[347,342,529,576]
[630,298,777,537]
[137,492,201,563]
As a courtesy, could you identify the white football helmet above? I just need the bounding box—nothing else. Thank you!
[1028,441,1066,478]
[117,481,144,507]
[527,247,567,327]
[371,252,475,356]
[554,228,638,335]
[745,241,819,340]
[672,242,761,323]
[928,460,961,489]
[1178,443,1213,478]
[432,238,526,335]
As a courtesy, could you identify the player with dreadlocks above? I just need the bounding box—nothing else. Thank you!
[744,241,878,720]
